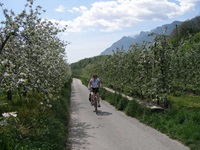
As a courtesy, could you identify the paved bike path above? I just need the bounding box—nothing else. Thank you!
[67,78,189,150]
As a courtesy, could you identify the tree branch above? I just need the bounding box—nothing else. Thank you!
[0,31,16,54]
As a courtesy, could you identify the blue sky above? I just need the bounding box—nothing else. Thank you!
[1,0,200,63]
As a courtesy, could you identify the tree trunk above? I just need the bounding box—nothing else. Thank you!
[7,90,12,101]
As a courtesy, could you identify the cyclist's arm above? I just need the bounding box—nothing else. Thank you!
[88,80,91,89]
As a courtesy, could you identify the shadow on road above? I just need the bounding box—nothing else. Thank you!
[67,119,94,150]
[97,110,112,116]
[66,91,94,149]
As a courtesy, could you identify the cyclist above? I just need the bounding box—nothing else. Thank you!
[88,74,101,107]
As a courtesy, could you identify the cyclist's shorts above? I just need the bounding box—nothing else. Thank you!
[92,88,99,94]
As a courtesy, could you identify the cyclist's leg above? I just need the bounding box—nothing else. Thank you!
[96,88,100,107]
[90,91,94,104]
[89,92,91,101]
[94,93,98,113]
[90,92,94,105]
[96,92,100,107]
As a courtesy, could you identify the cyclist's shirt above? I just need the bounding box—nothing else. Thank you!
[90,78,100,88]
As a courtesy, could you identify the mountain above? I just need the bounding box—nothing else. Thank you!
[100,21,182,55]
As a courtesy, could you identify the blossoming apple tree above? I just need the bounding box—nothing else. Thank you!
[0,0,71,102]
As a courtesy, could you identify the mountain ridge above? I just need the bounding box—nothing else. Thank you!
[100,21,182,55]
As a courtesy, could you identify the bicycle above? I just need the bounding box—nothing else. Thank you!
[88,87,100,114]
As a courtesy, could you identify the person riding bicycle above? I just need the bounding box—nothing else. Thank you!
[88,74,101,107]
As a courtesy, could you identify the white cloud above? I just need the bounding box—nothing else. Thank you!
[55,5,65,12]
[68,6,87,13]
[61,0,200,32]
[177,0,198,13]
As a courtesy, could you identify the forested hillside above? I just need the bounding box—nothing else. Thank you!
[71,16,200,150]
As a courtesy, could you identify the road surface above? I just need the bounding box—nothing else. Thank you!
[67,78,189,150]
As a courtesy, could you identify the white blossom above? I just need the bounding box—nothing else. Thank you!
[47,104,52,108]
[4,72,10,77]
[2,112,17,118]
[19,72,27,76]
[18,78,25,83]
[1,59,8,64]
